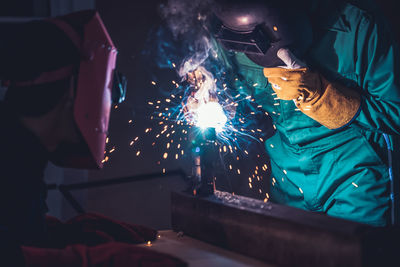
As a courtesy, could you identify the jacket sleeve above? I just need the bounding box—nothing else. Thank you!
[354,12,400,135]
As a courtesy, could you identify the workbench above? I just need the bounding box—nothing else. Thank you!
[139,230,272,267]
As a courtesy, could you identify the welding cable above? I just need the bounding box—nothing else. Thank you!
[383,133,395,226]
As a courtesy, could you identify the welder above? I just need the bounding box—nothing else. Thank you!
[211,0,400,226]
[0,10,184,267]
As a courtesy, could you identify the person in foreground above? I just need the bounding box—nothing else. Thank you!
[0,10,185,267]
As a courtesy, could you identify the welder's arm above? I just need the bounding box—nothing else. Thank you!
[264,60,361,130]
[264,13,400,134]
[352,14,400,136]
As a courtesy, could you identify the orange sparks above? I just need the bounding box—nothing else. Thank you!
[163,153,168,159]
[136,151,141,156]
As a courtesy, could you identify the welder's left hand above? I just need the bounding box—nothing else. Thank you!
[263,48,361,129]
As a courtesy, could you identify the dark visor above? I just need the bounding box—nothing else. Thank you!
[214,24,272,55]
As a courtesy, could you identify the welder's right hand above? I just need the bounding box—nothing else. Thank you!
[22,242,187,267]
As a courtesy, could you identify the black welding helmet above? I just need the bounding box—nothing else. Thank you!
[210,0,313,67]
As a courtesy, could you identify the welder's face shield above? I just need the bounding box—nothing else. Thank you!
[49,12,127,169]
[210,1,313,68]
[214,23,272,56]
[50,70,126,169]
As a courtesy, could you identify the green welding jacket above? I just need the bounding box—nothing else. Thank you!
[220,1,400,226]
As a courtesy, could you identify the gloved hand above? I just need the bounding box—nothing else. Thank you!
[45,213,157,248]
[263,48,361,129]
[22,242,187,267]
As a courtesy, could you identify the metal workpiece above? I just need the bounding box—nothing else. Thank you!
[190,127,219,197]
[171,191,399,267]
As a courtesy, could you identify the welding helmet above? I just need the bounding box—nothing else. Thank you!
[210,0,313,67]
[1,10,126,169]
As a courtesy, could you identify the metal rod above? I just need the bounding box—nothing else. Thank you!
[47,169,187,214]
[47,169,187,191]
[59,186,85,214]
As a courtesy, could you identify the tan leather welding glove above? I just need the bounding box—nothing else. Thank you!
[263,49,361,129]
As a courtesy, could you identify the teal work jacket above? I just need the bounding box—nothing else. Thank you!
[221,1,400,226]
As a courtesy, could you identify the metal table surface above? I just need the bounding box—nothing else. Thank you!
[138,230,274,267]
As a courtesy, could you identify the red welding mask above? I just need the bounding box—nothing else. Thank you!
[3,11,126,169]
[48,11,126,169]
